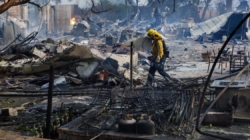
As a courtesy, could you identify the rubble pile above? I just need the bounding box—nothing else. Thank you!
[0,35,146,90]
[0,32,206,139]
[75,88,197,138]
[0,96,93,138]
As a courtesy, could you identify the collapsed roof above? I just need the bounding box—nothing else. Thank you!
[190,12,233,40]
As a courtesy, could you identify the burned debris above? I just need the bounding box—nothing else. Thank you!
[0,0,250,140]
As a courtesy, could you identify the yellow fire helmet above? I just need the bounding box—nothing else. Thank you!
[147,28,156,38]
[147,28,162,38]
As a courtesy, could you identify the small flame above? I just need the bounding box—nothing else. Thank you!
[70,17,76,25]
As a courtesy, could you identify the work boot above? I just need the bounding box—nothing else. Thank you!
[163,76,172,83]
[143,82,152,87]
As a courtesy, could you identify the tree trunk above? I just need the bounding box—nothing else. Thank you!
[201,0,212,21]
[0,0,30,14]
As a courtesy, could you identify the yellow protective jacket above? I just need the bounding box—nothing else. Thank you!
[151,33,164,61]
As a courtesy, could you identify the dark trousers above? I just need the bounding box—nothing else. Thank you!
[146,56,171,86]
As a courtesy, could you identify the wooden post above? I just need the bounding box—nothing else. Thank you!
[229,46,235,73]
[130,42,133,91]
[207,50,210,73]
[45,65,54,138]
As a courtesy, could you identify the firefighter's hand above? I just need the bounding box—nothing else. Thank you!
[156,56,160,62]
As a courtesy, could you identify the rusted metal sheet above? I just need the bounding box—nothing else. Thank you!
[234,88,250,120]
[203,112,233,126]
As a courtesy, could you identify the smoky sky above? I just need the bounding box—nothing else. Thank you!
[49,0,149,8]
[49,0,248,10]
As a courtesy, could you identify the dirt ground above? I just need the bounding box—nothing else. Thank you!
[0,97,41,140]
[0,126,29,140]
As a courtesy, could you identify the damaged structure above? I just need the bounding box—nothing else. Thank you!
[0,0,250,140]
[191,11,250,41]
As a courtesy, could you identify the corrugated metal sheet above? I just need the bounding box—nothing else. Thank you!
[190,12,233,39]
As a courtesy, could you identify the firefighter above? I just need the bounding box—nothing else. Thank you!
[145,28,172,86]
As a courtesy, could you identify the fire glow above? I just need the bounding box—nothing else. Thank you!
[70,17,76,25]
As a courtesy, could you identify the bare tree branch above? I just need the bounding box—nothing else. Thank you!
[28,1,40,8]
[90,0,111,14]
[201,0,212,20]
[81,9,91,20]
[100,0,104,10]
[0,0,30,14]
[12,0,30,6]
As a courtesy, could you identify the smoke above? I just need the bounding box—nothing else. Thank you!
[50,0,148,9]
[77,0,100,9]
[49,0,101,9]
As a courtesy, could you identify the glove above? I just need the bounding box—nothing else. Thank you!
[150,62,154,67]
[147,55,153,61]
[156,56,161,62]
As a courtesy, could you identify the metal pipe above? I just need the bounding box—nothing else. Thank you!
[0,92,111,97]
[130,41,133,91]
[212,71,239,81]
[45,65,54,138]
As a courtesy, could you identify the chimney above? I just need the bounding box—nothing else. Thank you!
[226,0,233,12]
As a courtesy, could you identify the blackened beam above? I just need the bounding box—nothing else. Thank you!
[130,41,134,91]
[2,87,170,93]
[45,65,54,138]
[211,71,239,81]
[0,87,199,93]
[0,90,189,97]
[0,91,111,97]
